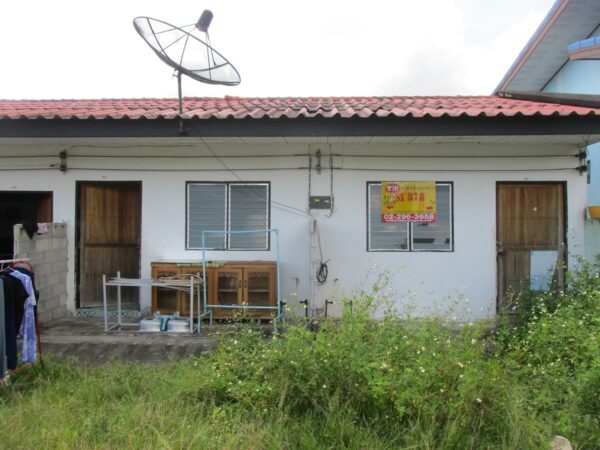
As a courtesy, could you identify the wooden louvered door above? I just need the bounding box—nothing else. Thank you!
[77,182,141,307]
[497,183,565,312]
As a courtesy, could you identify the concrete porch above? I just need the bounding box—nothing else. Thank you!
[39,317,219,366]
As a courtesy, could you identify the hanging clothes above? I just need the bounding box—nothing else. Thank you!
[13,267,39,311]
[0,277,5,380]
[8,270,37,363]
[0,273,27,370]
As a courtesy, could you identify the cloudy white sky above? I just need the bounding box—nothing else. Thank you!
[0,0,554,99]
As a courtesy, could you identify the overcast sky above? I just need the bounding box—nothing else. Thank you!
[0,0,554,99]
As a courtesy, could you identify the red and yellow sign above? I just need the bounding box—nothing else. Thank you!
[381,181,436,222]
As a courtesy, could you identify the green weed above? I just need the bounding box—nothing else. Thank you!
[0,260,598,448]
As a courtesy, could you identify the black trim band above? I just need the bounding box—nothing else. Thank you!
[2,115,600,138]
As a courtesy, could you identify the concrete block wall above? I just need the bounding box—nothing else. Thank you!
[13,223,68,323]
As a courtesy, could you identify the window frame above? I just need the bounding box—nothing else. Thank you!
[366,181,454,253]
[186,181,271,251]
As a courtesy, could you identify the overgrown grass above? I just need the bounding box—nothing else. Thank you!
[0,260,598,449]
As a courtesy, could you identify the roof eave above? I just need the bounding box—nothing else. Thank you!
[499,90,600,108]
[2,115,600,139]
[493,0,569,94]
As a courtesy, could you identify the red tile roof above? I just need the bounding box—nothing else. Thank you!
[1,96,599,120]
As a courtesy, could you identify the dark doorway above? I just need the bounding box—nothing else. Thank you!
[0,191,53,260]
[76,182,141,308]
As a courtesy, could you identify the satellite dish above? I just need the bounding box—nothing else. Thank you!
[133,12,241,113]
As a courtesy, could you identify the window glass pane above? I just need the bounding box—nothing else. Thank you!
[368,184,408,251]
[229,184,269,250]
[412,184,452,251]
[187,184,227,249]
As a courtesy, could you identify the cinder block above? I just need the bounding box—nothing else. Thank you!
[38,312,50,324]
[41,272,56,284]
[37,278,48,288]
[17,239,34,249]
[43,251,55,263]
[38,301,49,313]
[10,223,70,325]
[43,249,63,263]
[47,263,64,275]
[15,242,34,254]
[44,250,68,266]
[51,225,67,238]
[55,255,68,266]
[52,284,67,297]
[34,239,52,252]
[44,262,63,275]
[35,263,53,275]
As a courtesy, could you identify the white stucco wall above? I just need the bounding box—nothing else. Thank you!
[0,139,588,320]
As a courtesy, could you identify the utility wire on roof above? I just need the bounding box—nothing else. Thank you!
[200,138,312,219]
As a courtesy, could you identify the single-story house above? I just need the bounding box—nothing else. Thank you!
[0,96,598,321]
[494,0,600,260]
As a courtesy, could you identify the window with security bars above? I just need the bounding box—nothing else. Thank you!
[187,182,270,250]
[367,182,453,252]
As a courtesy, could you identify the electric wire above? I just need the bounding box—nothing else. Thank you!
[332,167,579,172]
[45,143,583,159]
[65,154,305,158]
[330,154,580,158]
[0,155,62,158]
[0,163,55,167]
[325,151,335,217]
[0,168,55,171]
[63,167,306,172]
[200,138,312,218]
[0,152,579,159]
[314,221,328,285]
[0,165,579,172]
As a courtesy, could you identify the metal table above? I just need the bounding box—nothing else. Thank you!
[102,272,202,333]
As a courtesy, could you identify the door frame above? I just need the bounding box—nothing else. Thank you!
[495,181,568,313]
[75,181,142,308]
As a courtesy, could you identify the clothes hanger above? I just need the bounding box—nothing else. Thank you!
[12,261,33,272]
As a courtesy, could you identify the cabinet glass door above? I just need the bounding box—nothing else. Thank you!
[213,268,243,317]
[245,267,274,317]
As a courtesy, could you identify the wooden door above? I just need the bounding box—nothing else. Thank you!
[497,183,565,311]
[244,265,276,318]
[78,182,141,307]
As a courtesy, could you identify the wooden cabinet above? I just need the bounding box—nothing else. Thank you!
[210,262,277,319]
[151,261,277,319]
[151,262,204,315]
